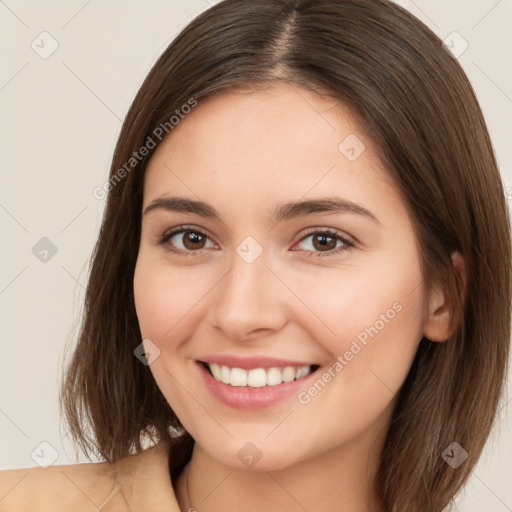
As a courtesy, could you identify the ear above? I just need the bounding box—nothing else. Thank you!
[423,251,466,342]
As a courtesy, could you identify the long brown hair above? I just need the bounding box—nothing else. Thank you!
[60,1,512,510]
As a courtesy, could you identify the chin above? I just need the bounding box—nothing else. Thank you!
[197,434,311,473]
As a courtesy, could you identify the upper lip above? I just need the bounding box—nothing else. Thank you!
[198,355,317,370]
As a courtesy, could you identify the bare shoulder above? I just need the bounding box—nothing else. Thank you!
[0,457,117,512]
[0,442,174,512]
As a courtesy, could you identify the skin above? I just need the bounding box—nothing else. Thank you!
[133,84,462,512]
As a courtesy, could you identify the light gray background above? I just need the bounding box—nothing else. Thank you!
[0,1,511,510]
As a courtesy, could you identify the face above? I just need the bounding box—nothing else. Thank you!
[133,84,431,472]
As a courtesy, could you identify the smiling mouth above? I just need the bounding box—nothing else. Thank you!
[199,361,320,388]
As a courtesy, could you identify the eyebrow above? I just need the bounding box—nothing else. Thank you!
[143,196,380,224]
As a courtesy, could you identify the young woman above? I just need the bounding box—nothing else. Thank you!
[1,0,510,511]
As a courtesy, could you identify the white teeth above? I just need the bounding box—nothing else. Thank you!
[221,365,231,384]
[281,366,296,383]
[206,363,313,387]
[247,368,267,387]
[231,367,248,386]
[210,363,222,381]
[266,367,283,386]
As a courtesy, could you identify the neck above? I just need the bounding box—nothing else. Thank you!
[173,414,390,512]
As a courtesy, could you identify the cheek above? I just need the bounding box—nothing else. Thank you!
[133,253,209,341]
[293,257,422,334]
[287,269,424,451]
[290,250,425,392]
[133,255,206,419]
[133,267,169,340]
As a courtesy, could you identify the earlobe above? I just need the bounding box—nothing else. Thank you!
[423,251,466,343]
[423,286,451,343]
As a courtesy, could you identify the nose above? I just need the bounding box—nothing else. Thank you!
[207,247,288,342]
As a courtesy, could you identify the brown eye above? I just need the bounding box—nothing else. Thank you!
[159,226,215,255]
[311,233,338,252]
[293,229,354,257]
[181,231,207,250]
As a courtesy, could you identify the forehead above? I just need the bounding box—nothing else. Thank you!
[155,84,369,165]
[142,84,404,223]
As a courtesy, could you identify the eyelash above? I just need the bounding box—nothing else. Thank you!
[157,224,354,258]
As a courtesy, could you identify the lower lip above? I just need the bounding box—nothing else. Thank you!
[197,362,318,409]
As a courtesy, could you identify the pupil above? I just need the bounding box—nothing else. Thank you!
[185,232,204,249]
[314,234,335,251]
